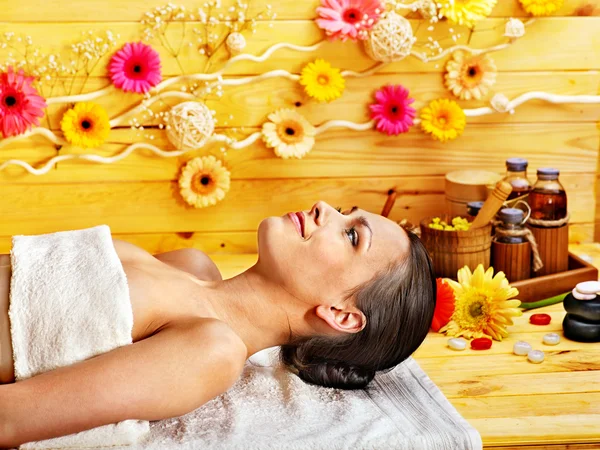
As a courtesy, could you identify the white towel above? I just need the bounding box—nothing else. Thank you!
[123,348,482,450]
[9,225,149,448]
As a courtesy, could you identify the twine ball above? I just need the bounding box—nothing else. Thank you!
[364,11,416,63]
[226,32,247,55]
[504,18,525,38]
[166,102,215,150]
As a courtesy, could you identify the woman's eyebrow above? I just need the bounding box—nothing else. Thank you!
[356,216,373,250]
[347,207,373,250]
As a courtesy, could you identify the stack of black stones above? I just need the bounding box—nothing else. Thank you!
[563,284,600,342]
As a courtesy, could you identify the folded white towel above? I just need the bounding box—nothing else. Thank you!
[125,348,482,450]
[9,225,149,449]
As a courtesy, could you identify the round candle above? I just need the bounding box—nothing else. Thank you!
[513,341,532,356]
[447,338,467,351]
[543,333,560,345]
[527,349,545,364]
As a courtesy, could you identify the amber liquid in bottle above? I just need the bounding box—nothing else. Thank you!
[529,189,568,221]
[504,173,532,201]
[507,183,532,201]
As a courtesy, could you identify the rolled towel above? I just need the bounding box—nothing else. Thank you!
[9,225,150,448]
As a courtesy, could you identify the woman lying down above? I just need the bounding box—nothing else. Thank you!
[0,201,436,447]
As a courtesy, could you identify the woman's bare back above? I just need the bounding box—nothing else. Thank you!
[0,239,229,383]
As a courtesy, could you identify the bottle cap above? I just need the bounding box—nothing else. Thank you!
[537,168,560,180]
[467,201,484,216]
[506,158,528,172]
[497,208,524,224]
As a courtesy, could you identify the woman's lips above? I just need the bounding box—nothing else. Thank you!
[287,212,304,237]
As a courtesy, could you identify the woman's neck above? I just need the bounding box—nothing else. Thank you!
[191,265,313,358]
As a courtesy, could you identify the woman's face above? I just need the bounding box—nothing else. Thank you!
[257,201,411,306]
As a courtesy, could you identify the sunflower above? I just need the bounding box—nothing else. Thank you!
[60,102,110,148]
[439,265,523,341]
[445,50,497,100]
[262,109,316,159]
[420,98,466,142]
[439,0,497,28]
[179,156,231,209]
[299,59,345,103]
[518,0,563,16]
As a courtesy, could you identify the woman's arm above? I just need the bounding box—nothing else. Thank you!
[0,318,246,447]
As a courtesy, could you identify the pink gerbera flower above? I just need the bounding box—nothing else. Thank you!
[0,67,47,138]
[369,85,416,136]
[316,0,383,42]
[109,42,162,94]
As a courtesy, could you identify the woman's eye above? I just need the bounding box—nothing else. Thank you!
[346,227,359,246]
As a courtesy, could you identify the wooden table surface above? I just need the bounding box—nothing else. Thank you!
[211,245,600,449]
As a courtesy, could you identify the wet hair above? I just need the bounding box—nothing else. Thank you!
[280,230,436,390]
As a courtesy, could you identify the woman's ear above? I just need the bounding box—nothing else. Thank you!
[315,304,366,334]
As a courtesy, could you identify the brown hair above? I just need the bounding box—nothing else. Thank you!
[280,230,436,389]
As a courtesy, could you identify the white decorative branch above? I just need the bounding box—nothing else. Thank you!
[5,91,600,176]
[315,119,375,135]
[411,43,510,63]
[46,85,115,106]
[44,41,326,105]
[0,127,68,149]
[0,142,188,176]
[466,92,600,117]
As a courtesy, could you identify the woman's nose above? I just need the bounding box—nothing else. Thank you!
[311,201,335,226]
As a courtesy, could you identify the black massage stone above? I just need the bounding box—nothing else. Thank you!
[563,314,600,343]
[563,293,600,322]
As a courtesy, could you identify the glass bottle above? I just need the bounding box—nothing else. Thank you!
[529,168,568,223]
[466,201,484,219]
[494,208,527,244]
[503,158,533,201]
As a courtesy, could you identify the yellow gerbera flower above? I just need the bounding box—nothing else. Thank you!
[420,98,466,142]
[60,102,110,149]
[440,0,497,29]
[518,0,563,16]
[439,265,523,341]
[179,155,231,209]
[300,59,345,103]
[445,50,497,100]
[262,109,316,159]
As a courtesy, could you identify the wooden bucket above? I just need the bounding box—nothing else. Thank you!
[492,241,531,282]
[420,216,493,279]
[528,224,569,277]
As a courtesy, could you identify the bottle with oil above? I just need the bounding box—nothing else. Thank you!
[529,168,568,223]
[503,158,533,201]
[492,208,531,281]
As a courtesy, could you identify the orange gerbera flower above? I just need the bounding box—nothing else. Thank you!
[431,278,456,332]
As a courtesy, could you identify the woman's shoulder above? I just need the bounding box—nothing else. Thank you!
[112,239,222,282]
[154,248,223,282]
[178,317,248,379]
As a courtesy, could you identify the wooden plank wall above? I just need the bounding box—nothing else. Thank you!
[1,0,599,254]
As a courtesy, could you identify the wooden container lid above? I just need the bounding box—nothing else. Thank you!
[445,170,503,203]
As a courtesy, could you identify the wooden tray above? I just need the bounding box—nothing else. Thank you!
[511,252,598,303]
